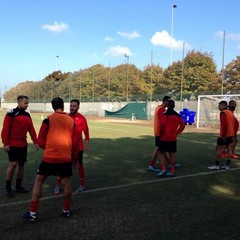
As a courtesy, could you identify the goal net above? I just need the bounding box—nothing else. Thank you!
[196,94,240,128]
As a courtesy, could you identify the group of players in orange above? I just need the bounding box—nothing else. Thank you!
[1,96,89,220]
[147,96,239,176]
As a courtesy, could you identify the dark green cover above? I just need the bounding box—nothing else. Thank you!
[105,102,147,120]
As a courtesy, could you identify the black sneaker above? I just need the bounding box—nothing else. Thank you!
[6,189,14,198]
[62,210,71,218]
[21,211,37,221]
[16,186,29,193]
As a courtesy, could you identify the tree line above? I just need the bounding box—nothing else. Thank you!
[3,50,240,102]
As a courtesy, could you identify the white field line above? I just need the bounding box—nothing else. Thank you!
[1,167,240,208]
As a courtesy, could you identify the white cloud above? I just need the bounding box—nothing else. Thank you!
[226,33,240,41]
[104,36,114,42]
[42,21,69,33]
[117,31,141,39]
[104,45,132,57]
[151,30,191,50]
[215,31,240,41]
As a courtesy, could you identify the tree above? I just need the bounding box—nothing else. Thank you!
[183,51,218,97]
[223,56,240,94]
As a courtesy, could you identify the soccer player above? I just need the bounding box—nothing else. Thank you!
[208,101,238,170]
[228,100,239,159]
[54,99,90,194]
[21,97,79,221]
[157,100,185,177]
[1,95,39,197]
[147,96,171,172]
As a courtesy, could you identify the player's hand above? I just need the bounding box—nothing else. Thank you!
[3,146,10,152]
[85,145,90,152]
[72,161,79,169]
[34,144,39,151]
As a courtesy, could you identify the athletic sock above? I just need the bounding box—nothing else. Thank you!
[170,164,175,173]
[57,176,61,186]
[148,160,155,167]
[30,200,39,212]
[160,163,166,171]
[78,165,85,187]
[63,199,71,212]
[6,180,12,191]
[16,178,22,188]
[226,159,231,166]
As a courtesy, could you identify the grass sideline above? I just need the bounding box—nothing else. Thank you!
[0,110,240,240]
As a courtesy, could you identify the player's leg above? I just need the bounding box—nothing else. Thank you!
[231,136,238,159]
[15,146,28,193]
[76,151,85,193]
[222,138,234,169]
[165,152,175,177]
[61,177,72,217]
[157,140,167,177]
[59,162,73,217]
[164,141,176,177]
[208,137,224,170]
[21,174,47,221]
[53,176,62,195]
[16,162,29,193]
[148,136,161,172]
[5,161,17,197]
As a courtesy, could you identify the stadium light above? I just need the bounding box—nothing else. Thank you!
[170,4,177,65]
[124,54,129,102]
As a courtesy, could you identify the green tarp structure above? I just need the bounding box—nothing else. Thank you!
[105,102,147,120]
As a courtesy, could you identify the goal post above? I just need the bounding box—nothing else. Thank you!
[197,94,240,128]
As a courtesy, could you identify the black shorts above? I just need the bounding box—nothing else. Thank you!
[78,151,84,165]
[37,161,72,178]
[155,136,160,149]
[217,137,233,146]
[158,140,177,153]
[8,146,27,165]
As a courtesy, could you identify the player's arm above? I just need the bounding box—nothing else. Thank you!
[37,118,49,149]
[177,117,185,135]
[1,114,12,151]
[28,117,39,150]
[82,118,90,150]
[71,124,79,165]
[234,117,239,137]
[220,112,227,138]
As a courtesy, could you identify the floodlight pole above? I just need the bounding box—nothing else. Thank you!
[108,61,111,107]
[56,55,59,71]
[221,30,225,95]
[124,54,129,101]
[180,42,185,105]
[170,4,177,65]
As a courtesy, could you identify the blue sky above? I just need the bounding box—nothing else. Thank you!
[1,0,240,95]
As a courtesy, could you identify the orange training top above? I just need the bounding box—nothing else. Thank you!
[154,104,165,136]
[219,109,235,137]
[38,112,78,163]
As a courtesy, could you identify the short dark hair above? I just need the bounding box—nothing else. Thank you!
[168,99,175,109]
[162,95,171,102]
[219,100,227,107]
[17,95,29,102]
[51,97,64,110]
[70,99,80,106]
